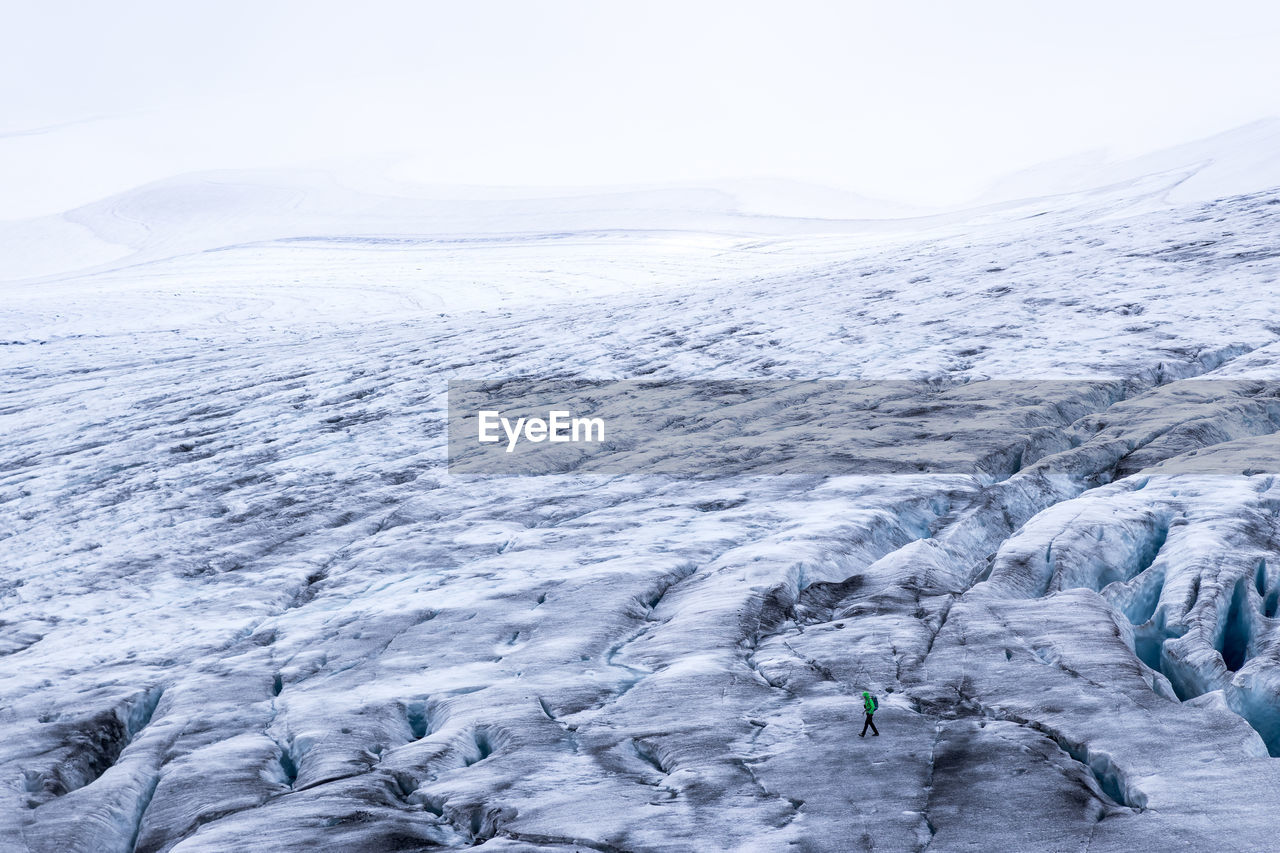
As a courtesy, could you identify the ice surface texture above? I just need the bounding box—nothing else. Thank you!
[3,155,1280,851]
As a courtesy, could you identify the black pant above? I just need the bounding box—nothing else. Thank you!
[860,713,878,736]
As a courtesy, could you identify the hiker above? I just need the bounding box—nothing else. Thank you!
[860,690,879,737]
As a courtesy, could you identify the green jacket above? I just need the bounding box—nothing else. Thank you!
[863,692,877,714]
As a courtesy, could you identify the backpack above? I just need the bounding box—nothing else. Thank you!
[865,694,878,713]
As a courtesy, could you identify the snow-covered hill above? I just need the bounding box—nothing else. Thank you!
[6,119,1280,341]
[3,125,1280,852]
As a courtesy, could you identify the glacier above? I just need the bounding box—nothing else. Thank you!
[3,125,1280,852]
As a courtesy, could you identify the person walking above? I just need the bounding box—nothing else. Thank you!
[860,690,879,737]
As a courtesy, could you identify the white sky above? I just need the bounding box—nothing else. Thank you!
[3,0,1280,218]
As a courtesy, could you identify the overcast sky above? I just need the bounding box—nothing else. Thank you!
[3,1,1280,218]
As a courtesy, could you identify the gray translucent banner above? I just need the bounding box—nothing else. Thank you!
[447,379,1280,478]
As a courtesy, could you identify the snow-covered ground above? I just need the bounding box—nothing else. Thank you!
[3,123,1280,852]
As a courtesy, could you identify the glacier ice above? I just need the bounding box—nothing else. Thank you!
[3,150,1280,851]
